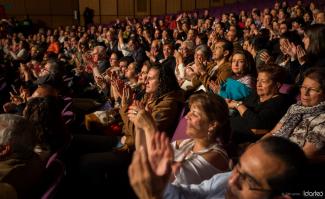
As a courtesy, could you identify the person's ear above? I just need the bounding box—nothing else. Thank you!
[208,121,218,132]
[223,50,229,58]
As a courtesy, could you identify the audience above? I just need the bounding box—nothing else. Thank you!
[266,67,325,159]
[0,1,324,198]
[129,133,307,199]
[227,65,292,143]
[128,92,230,185]
[65,64,184,198]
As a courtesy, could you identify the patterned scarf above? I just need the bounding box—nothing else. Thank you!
[274,101,325,138]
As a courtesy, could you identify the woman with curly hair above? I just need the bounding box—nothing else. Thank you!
[67,64,185,198]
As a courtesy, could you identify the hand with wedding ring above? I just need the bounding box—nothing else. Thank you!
[127,102,156,132]
[127,104,139,114]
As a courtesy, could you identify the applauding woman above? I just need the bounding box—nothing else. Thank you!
[128,92,230,185]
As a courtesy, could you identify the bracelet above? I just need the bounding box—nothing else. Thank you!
[235,101,243,109]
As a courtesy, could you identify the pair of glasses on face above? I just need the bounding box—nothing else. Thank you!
[300,85,322,95]
[234,164,272,192]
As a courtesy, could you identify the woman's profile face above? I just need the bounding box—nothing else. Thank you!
[145,68,160,94]
[185,102,210,139]
[138,65,149,85]
[300,77,325,107]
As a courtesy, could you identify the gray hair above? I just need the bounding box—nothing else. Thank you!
[195,44,210,60]
[0,114,36,157]
[183,40,195,52]
[46,61,60,75]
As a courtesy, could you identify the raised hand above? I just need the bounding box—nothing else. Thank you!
[208,80,219,94]
[174,50,183,66]
[282,39,297,59]
[297,45,307,65]
[128,141,171,199]
[193,61,205,76]
[260,51,273,64]
[121,84,133,107]
[127,104,155,132]
[149,133,173,176]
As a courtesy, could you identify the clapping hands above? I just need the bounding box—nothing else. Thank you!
[127,101,155,131]
[128,132,173,199]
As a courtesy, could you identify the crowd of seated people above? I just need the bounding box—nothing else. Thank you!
[0,0,325,198]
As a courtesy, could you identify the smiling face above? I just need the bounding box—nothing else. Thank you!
[185,102,210,139]
[226,143,286,199]
[300,77,325,107]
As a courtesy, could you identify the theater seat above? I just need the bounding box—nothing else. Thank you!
[172,107,189,142]
[41,152,65,199]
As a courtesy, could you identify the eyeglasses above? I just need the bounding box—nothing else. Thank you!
[234,164,272,192]
[300,85,321,95]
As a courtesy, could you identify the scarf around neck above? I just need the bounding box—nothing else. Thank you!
[274,101,325,138]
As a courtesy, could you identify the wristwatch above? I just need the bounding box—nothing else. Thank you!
[235,101,243,109]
